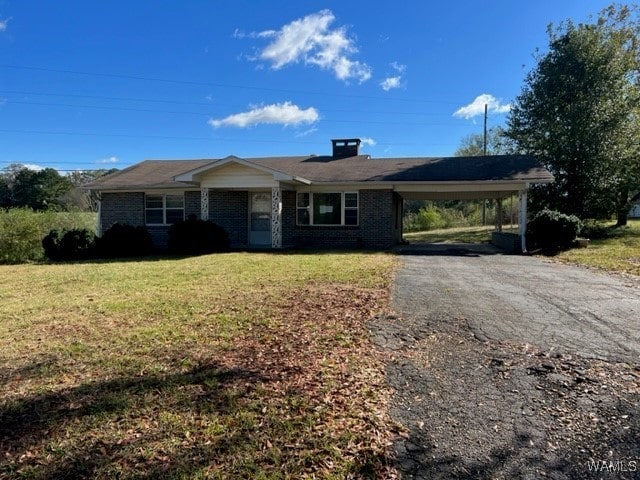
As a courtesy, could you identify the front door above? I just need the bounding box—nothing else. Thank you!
[249,192,271,245]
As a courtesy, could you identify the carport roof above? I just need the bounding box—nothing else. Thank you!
[86,154,553,190]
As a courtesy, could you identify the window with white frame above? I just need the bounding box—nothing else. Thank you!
[296,192,358,226]
[145,193,184,225]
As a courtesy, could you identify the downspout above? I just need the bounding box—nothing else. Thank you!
[94,191,102,237]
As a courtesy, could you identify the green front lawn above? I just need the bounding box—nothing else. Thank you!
[403,225,498,244]
[0,252,397,479]
[554,219,640,277]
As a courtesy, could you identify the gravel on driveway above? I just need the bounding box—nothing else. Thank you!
[371,244,640,479]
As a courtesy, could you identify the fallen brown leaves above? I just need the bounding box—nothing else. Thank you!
[211,283,400,478]
[0,281,400,479]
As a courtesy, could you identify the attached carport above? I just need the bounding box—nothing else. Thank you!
[353,153,554,253]
[394,181,534,253]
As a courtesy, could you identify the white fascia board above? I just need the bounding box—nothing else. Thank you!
[296,180,534,191]
[174,156,304,183]
[94,187,201,194]
[393,181,530,193]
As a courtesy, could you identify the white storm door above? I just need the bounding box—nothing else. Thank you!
[249,192,272,245]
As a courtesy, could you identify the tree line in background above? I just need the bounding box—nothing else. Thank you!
[0,164,117,211]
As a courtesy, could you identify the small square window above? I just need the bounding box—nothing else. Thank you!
[165,195,184,209]
[145,193,185,225]
[146,210,164,224]
[297,192,309,208]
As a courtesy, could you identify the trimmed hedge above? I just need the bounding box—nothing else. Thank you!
[97,223,153,258]
[43,223,153,260]
[168,215,230,255]
[527,209,583,251]
[43,228,96,261]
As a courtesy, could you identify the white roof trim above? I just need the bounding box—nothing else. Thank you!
[174,155,311,184]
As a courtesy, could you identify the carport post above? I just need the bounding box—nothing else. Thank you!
[519,189,527,253]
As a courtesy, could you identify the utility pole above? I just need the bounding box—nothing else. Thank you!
[482,103,487,224]
[483,103,488,156]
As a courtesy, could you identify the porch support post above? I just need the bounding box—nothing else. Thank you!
[271,186,282,248]
[201,188,209,221]
[519,189,528,253]
[496,198,503,233]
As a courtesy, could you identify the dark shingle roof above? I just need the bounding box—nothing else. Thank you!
[249,154,551,183]
[85,159,213,190]
[85,154,552,190]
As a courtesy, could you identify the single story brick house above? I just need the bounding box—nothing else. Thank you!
[85,139,553,251]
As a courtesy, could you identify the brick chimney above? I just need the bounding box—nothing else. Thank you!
[331,138,361,158]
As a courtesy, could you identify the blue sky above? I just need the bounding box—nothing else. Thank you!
[0,0,617,172]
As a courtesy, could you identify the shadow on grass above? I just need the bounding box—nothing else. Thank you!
[0,363,269,478]
[0,353,61,386]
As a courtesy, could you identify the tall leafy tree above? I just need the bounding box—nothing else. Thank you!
[0,165,73,210]
[454,127,513,157]
[506,4,640,223]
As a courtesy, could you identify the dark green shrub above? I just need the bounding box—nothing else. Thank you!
[580,221,612,240]
[527,209,583,251]
[168,215,229,255]
[61,229,95,259]
[43,228,96,261]
[42,229,63,261]
[97,223,152,258]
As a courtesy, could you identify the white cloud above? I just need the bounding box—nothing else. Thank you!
[96,156,119,164]
[380,76,401,91]
[360,137,376,147]
[208,102,319,128]
[0,17,9,32]
[295,127,318,137]
[453,94,511,119]
[253,10,371,83]
[380,62,406,91]
[22,163,45,171]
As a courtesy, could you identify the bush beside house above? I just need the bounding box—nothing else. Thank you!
[527,209,583,251]
[168,216,230,255]
[41,220,230,261]
[42,229,96,261]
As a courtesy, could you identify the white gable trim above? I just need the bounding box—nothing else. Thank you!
[174,155,311,184]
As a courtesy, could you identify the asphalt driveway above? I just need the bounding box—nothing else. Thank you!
[393,243,640,364]
[376,243,640,479]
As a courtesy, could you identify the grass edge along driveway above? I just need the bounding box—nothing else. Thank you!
[0,252,399,479]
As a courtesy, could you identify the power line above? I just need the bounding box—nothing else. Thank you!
[1,99,459,126]
[0,90,458,118]
[0,63,462,105]
[0,128,462,146]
